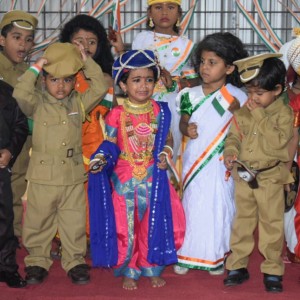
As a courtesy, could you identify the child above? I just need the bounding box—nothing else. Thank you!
[0,80,28,288]
[88,49,185,290]
[12,42,108,285]
[111,0,195,162]
[58,14,115,252]
[223,53,294,293]
[174,32,248,276]
[0,10,38,238]
[284,36,300,263]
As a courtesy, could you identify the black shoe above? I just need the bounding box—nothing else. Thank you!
[0,271,27,288]
[67,264,90,285]
[224,268,249,286]
[263,274,283,293]
[25,266,48,285]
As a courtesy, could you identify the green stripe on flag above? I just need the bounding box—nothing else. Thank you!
[212,97,225,116]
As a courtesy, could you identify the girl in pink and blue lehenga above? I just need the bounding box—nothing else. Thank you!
[88,49,185,290]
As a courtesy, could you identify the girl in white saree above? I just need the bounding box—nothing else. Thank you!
[174,32,248,275]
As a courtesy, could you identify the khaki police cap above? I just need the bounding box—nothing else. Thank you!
[233,53,283,83]
[0,10,38,31]
[43,43,83,78]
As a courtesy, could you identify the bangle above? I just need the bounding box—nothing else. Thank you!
[166,80,177,92]
[29,64,42,77]
[158,151,169,157]
[32,64,42,72]
[163,145,174,156]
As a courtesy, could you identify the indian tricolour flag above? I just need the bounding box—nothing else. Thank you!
[212,86,234,116]
[111,0,121,33]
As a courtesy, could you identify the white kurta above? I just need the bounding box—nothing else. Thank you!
[176,84,247,270]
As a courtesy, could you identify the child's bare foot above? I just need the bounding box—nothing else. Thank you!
[150,276,166,288]
[123,277,137,290]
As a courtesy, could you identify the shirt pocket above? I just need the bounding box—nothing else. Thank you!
[29,153,53,181]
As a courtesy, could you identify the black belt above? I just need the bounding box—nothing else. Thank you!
[255,161,280,173]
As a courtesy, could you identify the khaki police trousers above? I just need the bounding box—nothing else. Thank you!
[23,182,87,272]
[226,178,285,276]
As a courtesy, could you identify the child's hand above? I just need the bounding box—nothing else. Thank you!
[224,155,236,170]
[108,27,125,54]
[88,155,107,174]
[246,98,260,111]
[160,68,173,89]
[157,153,168,170]
[284,183,291,192]
[35,57,48,69]
[187,122,198,139]
[0,149,12,168]
[72,41,87,62]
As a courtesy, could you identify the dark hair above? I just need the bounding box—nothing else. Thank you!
[146,5,182,34]
[59,14,113,74]
[193,32,249,87]
[1,24,14,37]
[119,67,159,86]
[246,58,286,95]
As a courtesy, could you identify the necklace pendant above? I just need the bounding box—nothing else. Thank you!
[132,165,147,180]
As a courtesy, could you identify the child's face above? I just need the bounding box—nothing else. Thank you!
[199,50,234,88]
[149,2,180,33]
[70,29,98,58]
[245,84,282,109]
[0,27,34,64]
[119,68,155,105]
[43,74,75,100]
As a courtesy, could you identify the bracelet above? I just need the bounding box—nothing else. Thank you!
[166,80,177,93]
[163,145,174,156]
[32,64,42,72]
[158,151,169,157]
[29,64,42,77]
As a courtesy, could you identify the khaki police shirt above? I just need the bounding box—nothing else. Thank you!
[0,51,28,87]
[13,57,108,185]
[224,96,294,184]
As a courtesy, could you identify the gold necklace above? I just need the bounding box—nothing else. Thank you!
[123,98,153,114]
[121,103,157,180]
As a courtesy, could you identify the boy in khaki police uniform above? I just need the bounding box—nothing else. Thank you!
[0,10,38,238]
[223,53,294,293]
[13,42,108,285]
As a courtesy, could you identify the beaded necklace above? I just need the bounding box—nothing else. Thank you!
[121,99,158,180]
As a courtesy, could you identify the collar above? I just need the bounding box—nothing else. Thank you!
[0,51,28,71]
[264,95,286,114]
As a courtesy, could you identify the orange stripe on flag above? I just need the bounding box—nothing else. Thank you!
[178,255,224,266]
[220,85,234,104]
